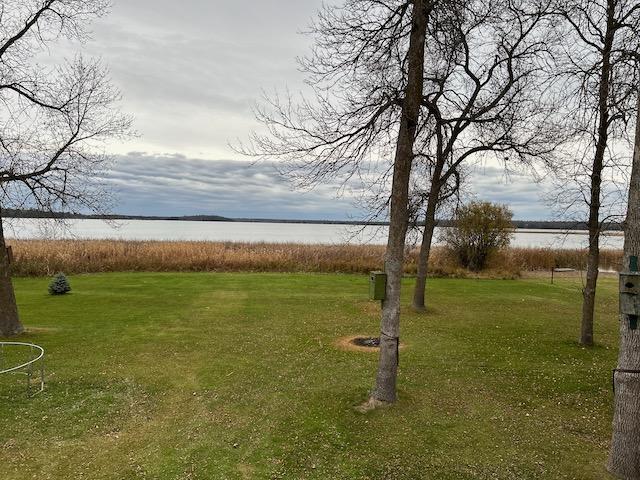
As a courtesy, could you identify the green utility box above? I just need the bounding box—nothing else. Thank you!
[369,271,387,301]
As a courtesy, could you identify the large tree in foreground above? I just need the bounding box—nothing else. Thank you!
[410,0,561,311]
[242,0,439,405]
[608,70,640,479]
[369,0,428,406]
[0,0,131,337]
[548,0,640,347]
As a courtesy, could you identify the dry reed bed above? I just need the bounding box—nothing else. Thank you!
[5,239,623,277]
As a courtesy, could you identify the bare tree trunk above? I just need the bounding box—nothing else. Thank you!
[412,188,439,311]
[580,5,614,347]
[370,0,427,405]
[607,87,640,480]
[582,234,599,346]
[583,160,603,345]
[0,210,22,337]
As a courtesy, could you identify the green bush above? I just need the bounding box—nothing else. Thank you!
[443,201,514,271]
[48,273,71,295]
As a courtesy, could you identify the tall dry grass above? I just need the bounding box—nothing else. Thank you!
[490,247,622,273]
[7,240,391,276]
[4,239,623,277]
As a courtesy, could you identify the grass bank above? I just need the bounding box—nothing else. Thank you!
[0,272,619,479]
[6,239,623,276]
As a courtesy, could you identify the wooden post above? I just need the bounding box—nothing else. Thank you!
[6,246,13,265]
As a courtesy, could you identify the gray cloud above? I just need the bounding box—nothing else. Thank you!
[100,154,554,220]
[468,165,553,220]
[68,0,323,158]
[35,1,558,220]
[102,153,358,220]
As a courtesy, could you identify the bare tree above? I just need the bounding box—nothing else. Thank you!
[608,53,640,479]
[367,0,429,406]
[240,0,445,405]
[0,0,132,336]
[354,154,465,255]
[548,0,640,346]
[411,0,561,311]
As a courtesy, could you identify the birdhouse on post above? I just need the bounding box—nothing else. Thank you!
[369,271,387,301]
[620,256,640,330]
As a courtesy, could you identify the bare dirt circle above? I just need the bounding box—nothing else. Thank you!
[334,335,407,353]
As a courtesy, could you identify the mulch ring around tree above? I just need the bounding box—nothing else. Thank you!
[334,335,407,353]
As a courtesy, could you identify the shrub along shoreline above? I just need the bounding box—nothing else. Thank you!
[4,239,623,277]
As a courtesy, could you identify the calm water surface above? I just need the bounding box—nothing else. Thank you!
[4,218,624,250]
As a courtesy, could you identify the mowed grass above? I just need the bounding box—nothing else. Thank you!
[0,272,620,479]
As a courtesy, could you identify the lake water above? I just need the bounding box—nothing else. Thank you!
[3,218,624,250]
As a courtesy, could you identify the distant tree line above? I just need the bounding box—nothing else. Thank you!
[2,208,626,230]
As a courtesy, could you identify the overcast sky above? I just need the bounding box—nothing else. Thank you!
[56,0,555,220]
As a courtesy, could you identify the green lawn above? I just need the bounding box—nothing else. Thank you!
[0,272,620,479]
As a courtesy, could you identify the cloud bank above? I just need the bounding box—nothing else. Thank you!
[102,153,554,220]
[35,0,567,221]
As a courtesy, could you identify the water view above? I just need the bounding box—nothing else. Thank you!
[4,0,640,476]
[4,218,624,249]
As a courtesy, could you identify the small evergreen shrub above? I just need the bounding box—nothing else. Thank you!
[48,273,71,295]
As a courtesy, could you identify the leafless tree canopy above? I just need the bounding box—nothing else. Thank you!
[0,0,131,214]
[406,0,563,221]
[547,0,640,225]
[420,0,562,178]
[239,0,421,191]
[240,0,563,211]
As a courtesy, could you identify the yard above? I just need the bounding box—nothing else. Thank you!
[0,273,620,479]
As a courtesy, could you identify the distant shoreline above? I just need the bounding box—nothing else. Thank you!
[2,208,624,231]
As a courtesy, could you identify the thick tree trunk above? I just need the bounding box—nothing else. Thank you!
[607,89,640,480]
[370,0,427,405]
[412,188,439,311]
[0,211,23,337]
[580,6,614,347]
